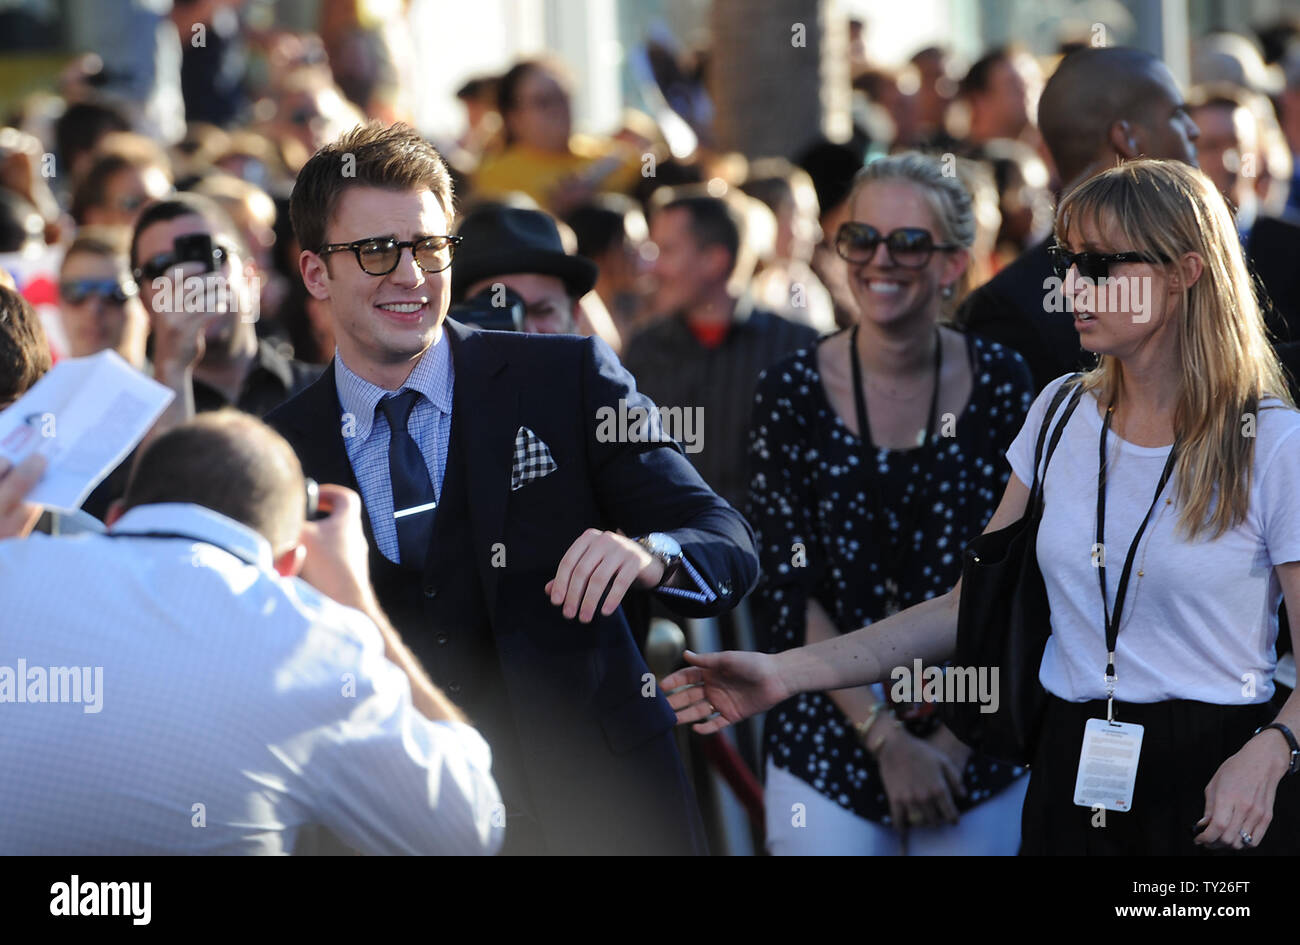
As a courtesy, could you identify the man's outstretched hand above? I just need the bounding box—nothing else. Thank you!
[662,649,791,734]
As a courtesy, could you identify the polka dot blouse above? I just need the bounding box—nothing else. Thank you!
[747,330,1036,825]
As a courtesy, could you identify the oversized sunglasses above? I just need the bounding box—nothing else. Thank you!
[835,223,960,268]
[1048,243,1169,281]
[317,235,462,276]
[60,278,137,305]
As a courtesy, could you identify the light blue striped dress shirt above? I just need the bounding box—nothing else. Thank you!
[335,333,454,563]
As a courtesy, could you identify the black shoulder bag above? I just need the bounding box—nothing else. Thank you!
[939,376,1084,765]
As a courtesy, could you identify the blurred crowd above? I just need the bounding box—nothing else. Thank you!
[4,11,1300,379]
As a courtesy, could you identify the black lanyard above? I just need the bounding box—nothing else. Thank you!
[1094,403,1178,720]
[848,324,942,613]
[849,324,942,450]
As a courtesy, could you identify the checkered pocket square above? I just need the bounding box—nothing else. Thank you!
[511,426,558,491]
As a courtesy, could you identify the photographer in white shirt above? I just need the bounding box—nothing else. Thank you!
[0,409,503,855]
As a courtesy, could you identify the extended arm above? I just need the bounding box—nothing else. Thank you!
[664,473,1031,732]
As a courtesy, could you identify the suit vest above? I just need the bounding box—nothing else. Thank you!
[367,416,536,826]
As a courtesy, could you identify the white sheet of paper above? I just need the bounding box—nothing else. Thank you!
[1073,718,1145,813]
[0,350,173,512]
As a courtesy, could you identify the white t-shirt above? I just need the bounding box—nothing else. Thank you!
[1006,374,1300,704]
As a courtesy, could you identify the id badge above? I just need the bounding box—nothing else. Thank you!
[1072,718,1144,812]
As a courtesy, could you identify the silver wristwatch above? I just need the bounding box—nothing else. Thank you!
[636,532,683,586]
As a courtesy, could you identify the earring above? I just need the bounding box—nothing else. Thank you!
[941,284,955,300]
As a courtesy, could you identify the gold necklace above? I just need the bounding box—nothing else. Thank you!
[1135,497,1173,579]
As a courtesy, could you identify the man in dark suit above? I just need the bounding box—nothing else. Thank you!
[957,47,1200,391]
[266,122,758,855]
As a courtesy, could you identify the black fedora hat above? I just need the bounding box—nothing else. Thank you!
[451,204,598,302]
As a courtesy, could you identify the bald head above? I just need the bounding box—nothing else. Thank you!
[1039,47,1199,189]
[123,410,306,553]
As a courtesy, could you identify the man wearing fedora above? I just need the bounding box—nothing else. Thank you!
[452,203,596,335]
[266,122,757,855]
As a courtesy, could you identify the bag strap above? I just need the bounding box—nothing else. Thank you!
[1027,375,1085,512]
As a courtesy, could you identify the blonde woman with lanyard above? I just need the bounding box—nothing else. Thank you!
[671,158,1300,855]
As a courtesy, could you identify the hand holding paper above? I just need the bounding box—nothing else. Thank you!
[0,350,174,513]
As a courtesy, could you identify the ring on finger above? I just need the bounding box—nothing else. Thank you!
[1240,829,1253,845]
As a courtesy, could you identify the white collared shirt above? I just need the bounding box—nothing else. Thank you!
[0,503,503,855]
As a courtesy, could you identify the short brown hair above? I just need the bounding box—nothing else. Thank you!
[123,410,306,553]
[0,286,51,407]
[289,121,454,255]
[64,225,132,264]
[650,186,746,270]
[129,192,250,271]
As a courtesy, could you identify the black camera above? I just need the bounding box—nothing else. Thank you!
[448,284,526,332]
[133,233,229,282]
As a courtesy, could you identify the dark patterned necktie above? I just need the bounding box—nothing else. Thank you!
[378,390,437,569]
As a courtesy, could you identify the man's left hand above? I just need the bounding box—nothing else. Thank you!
[545,528,665,623]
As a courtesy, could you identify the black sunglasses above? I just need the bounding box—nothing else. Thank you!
[60,278,137,305]
[835,223,960,268]
[1048,243,1170,281]
[318,235,462,276]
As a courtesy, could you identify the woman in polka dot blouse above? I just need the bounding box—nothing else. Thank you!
[747,153,1035,855]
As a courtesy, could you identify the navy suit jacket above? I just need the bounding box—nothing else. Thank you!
[266,318,758,854]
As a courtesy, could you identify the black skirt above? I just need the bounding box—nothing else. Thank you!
[1021,694,1300,855]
